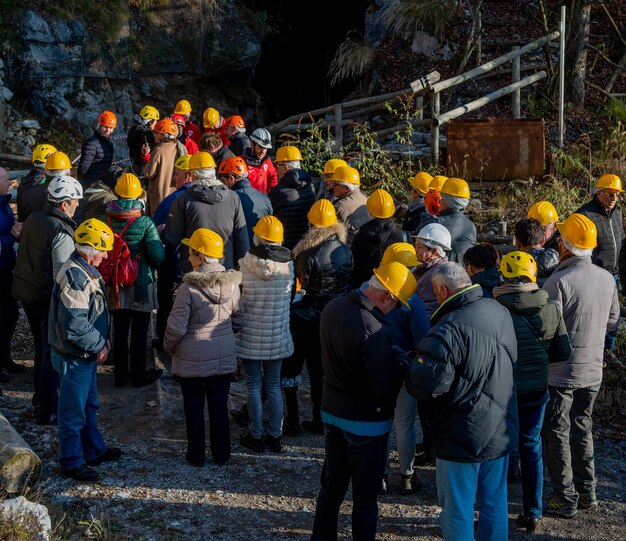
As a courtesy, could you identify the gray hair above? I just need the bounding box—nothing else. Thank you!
[430,262,472,291]
[368,274,399,301]
[562,238,593,258]
[75,243,101,256]
[203,256,220,264]
[193,168,220,186]
[253,233,281,247]
[282,160,300,170]
[46,168,70,177]
[336,181,358,192]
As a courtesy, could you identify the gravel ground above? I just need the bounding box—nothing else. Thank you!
[1,313,626,540]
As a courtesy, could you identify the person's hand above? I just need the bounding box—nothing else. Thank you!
[96,340,111,364]
[157,223,165,233]
[141,143,150,156]
[11,222,22,238]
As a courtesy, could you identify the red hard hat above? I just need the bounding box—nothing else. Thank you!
[170,113,186,126]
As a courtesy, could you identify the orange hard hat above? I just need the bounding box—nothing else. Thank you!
[224,115,245,128]
[218,156,248,176]
[153,118,178,137]
[98,111,117,128]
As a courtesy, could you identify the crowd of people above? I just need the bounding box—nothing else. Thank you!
[0,99,623,540]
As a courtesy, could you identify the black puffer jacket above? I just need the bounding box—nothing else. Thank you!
[77,131,115,186]
[268,169,316,250]
[292,221,353,319]
[16,169,47,222]
[577,197,623,275]
[126,123,156,166]
[438,208,477,263]
[213,145,235,168]
[350,217,404,288]
[228,132,251,157]
[407,284,518,463]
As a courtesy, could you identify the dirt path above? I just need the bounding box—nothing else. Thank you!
[1,314,626,540]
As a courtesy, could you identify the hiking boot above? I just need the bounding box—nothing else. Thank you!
[62,464,98,482]
[400,472,421,495]
[3,360,26,374]
[379,474,388,496]
[240,432,264,453]
[86,447,122,466]
[577,493,598,510]
[516,514,540,533]
[265,435,282,453]
[283,423,301,437]
[544,495,578,518]
[132,369,163,388]
[301,419,324,435]
[603,349,623,368]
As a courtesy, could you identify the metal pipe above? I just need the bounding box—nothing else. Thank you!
[431,92,440,165]
[512,47,521,118]
[559,5,566,148]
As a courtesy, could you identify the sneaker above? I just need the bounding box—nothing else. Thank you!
[132,369,163,388]
[379,474,388,496]
[577,493,598,510]
[544,495,578,518]
[516,514,540,533]
[603,349,623,368]
[400,472,422,495]
[301,419,324,435]
[240,432,264,453]
[265,435,282,453]
[62,464,98,482]
[3,360,26,374]
[283,423,301,437]
[86,447,122,466]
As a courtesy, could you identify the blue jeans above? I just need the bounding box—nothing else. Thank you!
[52,352,106,471]
[385,382,417,476]
[311,424,389,541]
[518,390,549,518]
[242,359,283,438]
[436,456,509,541]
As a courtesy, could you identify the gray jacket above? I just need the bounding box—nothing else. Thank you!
[334,189,371,246]
[543,255,619,388]
[414,257,447,316]
[438,208,476,263]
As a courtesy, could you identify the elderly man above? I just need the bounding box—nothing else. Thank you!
[12,175,83,425]
[50,218,120,482]
[543,213,619,518]
[242,128,278,194]
[403,171,433,233]
[438,177,476,263]
[528,200,560,251]
[407,262,518,541]
[78,111,117,187]
[311,262,416,541]
[317,158,348,201]
[332,165,371,246]
[166,152,249,272]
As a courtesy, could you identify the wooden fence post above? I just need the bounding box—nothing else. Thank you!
[512,46,521,118]
[416,96,424,120]
[431,92,440,165]
[334,103,343,152]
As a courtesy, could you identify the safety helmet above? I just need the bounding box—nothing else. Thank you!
[249,128,272,149]
[224,115,245,129]
[410,171,433,195]
[74,218,114,251]
[275,146,302,163]
[153,118,178,138]
[45,151,71,171]
[380,242,418,268]
[413,223,452,251]
[218,156,248,177]
[203,107,220,129]
[373,262,417,307]
[323,158,348,176]
[441,177,470,198]
[595,173,623,193]
[557,213,597,250]
[333,166,360,185]
[429,175,448,191]
[115,172,143,199]
[527,201,559,226]
[253,215,284,243]
[139,105,159,122]
[174,155,192,171]
[500,251,538,283]
[308,199,337,227]
[98,111,117,128]
[189,151,216,170]
[424,188,442,216]
[47,175,83,202]
[32,144,57,165]
[182,228,224,259]
[170,113,186,127]
[367,189,395,219]
[174,99,192,115]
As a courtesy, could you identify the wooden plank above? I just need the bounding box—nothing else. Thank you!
[409,71,441,93]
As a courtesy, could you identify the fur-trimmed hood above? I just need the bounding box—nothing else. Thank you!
[183,261,242,304]
[239,250,293,280]
[292,221,347,257]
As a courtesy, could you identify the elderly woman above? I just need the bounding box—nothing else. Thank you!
[164,228,242,467]
[237,216,294,453]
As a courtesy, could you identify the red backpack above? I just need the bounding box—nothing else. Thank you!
[99,216,141,308]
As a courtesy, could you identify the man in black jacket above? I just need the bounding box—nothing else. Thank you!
[311,262,416,541]
[407,262,518,541]
[126,105,159,178]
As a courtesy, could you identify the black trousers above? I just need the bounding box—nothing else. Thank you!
[112,309,150,386]
[179,374,231,465]
[0,268,19,367]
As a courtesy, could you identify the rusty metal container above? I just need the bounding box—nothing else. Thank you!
[446,119,545,181]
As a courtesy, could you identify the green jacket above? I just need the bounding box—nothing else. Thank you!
[493,285,571,395]
[102,198,164,303]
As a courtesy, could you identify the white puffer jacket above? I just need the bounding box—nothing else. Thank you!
[236,244,295,360]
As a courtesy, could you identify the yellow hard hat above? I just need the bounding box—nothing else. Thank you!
[45,151,71,171]
[182,228,224,259]
[381,242,418,268]
[139,105,160,122]
[275,146,302,163]
[500,251,538,283]
[410,171,433,195]
[373,262,417,307]
[174,155,192,171]
[114,172,143,199]
[253,215,284,243]
[333,166,360,185]
[307,199,337,227]
[323,158,348,175]
[595,173,623,193]
[189,151,216,170]
[367,189,395,219]
[32,144,57,165]
[203,107,220,129]
[527,201,559,226]
[174,99,192,115]
[557,213,597,250]
[429,175,448,191]
[74,218,114,251]
[441,177,470,198]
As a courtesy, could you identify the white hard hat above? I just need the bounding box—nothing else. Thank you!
[250,128,272,149]
[47,175,84,202]
[413,223,451,251]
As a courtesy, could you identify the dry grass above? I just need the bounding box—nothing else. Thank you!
[328,32,376,88]
[380,0,462,40]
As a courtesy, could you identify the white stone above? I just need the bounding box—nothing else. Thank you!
[0,496,51,540]
[21,119,40,129]
[1,86,13,101]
